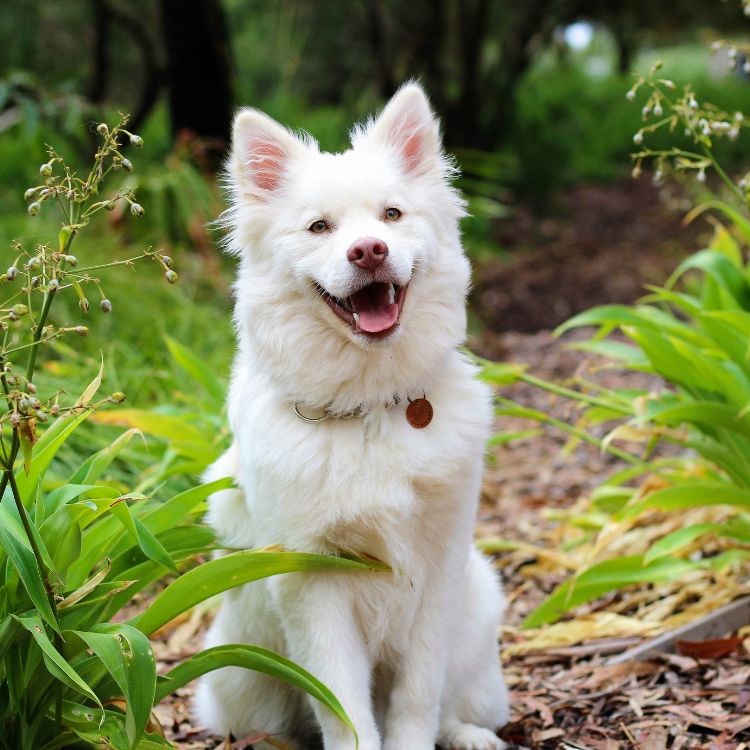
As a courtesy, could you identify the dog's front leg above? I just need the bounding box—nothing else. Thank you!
[381,503,473,750]
[271,573,381,750]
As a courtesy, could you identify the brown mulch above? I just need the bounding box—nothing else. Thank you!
[470,177,703,334]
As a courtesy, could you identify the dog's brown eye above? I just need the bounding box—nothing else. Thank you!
[309,219,329,234]
[384,207,401,221]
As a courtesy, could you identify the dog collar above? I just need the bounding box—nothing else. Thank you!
[293,393,433,428]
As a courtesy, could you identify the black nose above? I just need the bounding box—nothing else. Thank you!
[347,237,389,273]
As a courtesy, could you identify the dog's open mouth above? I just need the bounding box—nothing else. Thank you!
[316,281,408,339]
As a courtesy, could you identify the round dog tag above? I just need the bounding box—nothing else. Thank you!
[406,397,433,429]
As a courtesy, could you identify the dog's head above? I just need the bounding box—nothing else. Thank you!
[226,83,471,407]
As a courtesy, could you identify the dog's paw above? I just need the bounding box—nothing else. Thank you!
[439,723,506,750]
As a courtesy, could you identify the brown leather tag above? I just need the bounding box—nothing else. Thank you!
[406,398,433,429]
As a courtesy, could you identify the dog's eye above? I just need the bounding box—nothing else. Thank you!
[309,219,329,234]
[384,207,401,221]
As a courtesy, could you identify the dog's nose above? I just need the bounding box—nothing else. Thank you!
[347,237,389,272]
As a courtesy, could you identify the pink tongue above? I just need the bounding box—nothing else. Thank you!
[350,283,398,333]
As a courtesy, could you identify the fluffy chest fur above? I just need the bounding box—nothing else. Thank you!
[226,351,491,569]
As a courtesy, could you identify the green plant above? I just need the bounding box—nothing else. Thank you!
[482,34,750,633]
[0,117,382,749]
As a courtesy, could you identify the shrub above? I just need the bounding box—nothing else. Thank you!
[0,117,381,749]
[483,36,750,632]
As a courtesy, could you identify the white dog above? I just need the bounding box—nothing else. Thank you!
[196,82,509,750]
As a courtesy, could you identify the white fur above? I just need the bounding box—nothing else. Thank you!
[196,83,509,750]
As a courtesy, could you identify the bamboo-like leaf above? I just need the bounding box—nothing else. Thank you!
[75,356,104,409]
[110,501,177,574]
[132,550,388,635]
[523,555,696,628]
[72,624,156,748]
[154,644,356,741]
[0,510,59,632]
[15,614,99,703]
[165,335,226,405]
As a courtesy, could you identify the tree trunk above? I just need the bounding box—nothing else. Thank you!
[158,0,233,161]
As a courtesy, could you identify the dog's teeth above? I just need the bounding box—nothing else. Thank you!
[388,285,395,305]
[353,312,360,325]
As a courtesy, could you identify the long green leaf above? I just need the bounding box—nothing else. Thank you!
[165,335,226,405]
[132,550,388,635]
[154,644,356,739]
[15,614,99,704]
[72,624,156,749]
[0,511,59,632]
[524,555,696,628]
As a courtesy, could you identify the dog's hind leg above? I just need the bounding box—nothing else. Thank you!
[195,582,313,744]
[438,549,509,750]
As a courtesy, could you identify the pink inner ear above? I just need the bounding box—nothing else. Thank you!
[248,139,286,191]
[392,116,425,173]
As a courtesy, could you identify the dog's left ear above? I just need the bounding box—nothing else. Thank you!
[358,82,442,175]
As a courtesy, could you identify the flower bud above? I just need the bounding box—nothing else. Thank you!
[652,103,663,116]
[162,255,173,268]
[130,203,144,217]
[164,269,179,284]
[50,404,60,417]
[29,397,40,409]
[79,298,90,313]
[625,90,636,102]
[12,304,28,316]
[24,188,37,201]
[6,266,18,281]
[39,162,53,177]
[633,131,644,145]
[9,412,20,427]
[697,168,706,183]
[65,255,78,267]
[35,410,48,423]
[121,158,133,172]
[27,257,41,270]
[18,398,30,413]
[101,298,112,313]
[28,202,41,216]
[74,326,89,337]
[30,276,40,288]
[129,134,143,148]
[97,123,108,136]
[8,310,17,322]
[27,383,36,393]
[111,392,126,403]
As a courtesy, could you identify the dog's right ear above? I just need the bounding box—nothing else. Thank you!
[229,109,306,198]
